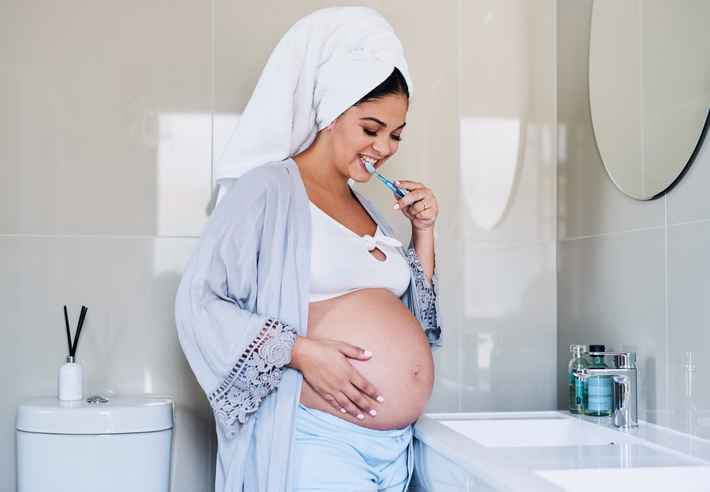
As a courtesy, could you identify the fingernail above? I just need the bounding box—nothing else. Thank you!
[377,395,384,402]
[393,203,400,210]
[340,408,347,413]
[394,180,400,185]
[357,414,364,420]
[363,349,372,357]
[369,409,377,416]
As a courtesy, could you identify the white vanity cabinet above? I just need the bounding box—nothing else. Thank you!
[411,438,499,492]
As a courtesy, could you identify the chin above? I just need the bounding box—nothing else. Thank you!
[348,160,374,182]
[350,173,372,183]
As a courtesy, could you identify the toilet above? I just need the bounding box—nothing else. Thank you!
[16,395,174,492]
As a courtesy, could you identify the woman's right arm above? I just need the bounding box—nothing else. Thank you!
[174,181,300,437]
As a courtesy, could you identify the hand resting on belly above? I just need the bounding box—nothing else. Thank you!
[293,288,435,430]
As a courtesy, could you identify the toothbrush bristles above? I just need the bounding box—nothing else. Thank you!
[360,156,377,174]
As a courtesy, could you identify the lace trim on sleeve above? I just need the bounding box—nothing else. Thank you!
[405,247,442,346]
[208,317,298,434]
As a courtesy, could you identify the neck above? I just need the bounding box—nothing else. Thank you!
[293,136,352,201]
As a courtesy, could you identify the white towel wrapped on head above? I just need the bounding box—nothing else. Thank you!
[214,6,414,203]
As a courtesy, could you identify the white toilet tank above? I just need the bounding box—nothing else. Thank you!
[16,396,174,492]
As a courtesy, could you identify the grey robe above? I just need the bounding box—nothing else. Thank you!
[175,157,442,492]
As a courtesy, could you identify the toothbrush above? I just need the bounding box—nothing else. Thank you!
[361,157,408,199]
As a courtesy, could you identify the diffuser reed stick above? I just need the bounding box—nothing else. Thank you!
[62,304,88,358]
[71,305,87,357]
[63,305,73,357]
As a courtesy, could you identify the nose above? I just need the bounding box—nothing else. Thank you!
[372,136,394,159]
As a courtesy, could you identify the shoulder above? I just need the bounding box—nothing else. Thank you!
[239,161,292,191]
[222,161,293,203]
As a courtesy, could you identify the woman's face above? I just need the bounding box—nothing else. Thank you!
[329,94,408,182]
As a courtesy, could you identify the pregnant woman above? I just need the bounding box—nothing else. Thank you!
[175,7,442,492]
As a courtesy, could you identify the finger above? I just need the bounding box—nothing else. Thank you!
[410,199,428,215]
[329,396,348,415]
[393,180,424,190]
[321,390,346,413]
[335,392,363,419]
[343,384,377,418]
[350,370,384,404]
[308,379,345,413]
[395,190,428,211]
[339,342,372,360]
[415,209,433,219]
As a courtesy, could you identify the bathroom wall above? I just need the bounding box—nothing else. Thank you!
[1,0,556,489]
[557,0,710,440]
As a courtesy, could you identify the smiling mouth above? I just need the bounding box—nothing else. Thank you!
[359,155,379,171]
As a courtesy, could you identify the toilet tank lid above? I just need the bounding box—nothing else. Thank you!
[16,396,174,434]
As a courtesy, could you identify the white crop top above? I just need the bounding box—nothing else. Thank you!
[309,200,411,302]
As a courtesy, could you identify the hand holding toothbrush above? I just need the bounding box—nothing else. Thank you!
[361,158,438,231]
[390,179,439,232]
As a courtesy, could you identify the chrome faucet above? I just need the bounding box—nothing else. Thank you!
[575,352,638,428]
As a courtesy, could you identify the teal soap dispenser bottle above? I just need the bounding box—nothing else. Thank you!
[584,344,613,417]
[568,344,589,414]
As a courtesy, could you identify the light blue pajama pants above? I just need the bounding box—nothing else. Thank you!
[292,403,414,491]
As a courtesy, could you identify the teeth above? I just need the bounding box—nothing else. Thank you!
[359,155,377,166]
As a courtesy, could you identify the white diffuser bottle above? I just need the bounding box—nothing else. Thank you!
[58,355,84,401]
[60,304,87,401]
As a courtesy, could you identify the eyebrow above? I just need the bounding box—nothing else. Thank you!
[360,117,406,131]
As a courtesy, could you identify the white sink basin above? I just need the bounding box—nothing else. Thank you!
[536,466,710,492]
[415,411,710,492]
[439,416,628,448]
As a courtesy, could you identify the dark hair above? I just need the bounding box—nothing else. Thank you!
[355,67,410,105]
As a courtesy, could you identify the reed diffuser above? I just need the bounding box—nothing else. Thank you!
[58,305,88,401]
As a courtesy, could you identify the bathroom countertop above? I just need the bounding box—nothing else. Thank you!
[567,411,710,465]
[413,410,710,492]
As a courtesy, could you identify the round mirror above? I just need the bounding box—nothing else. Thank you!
[589,0,710,200]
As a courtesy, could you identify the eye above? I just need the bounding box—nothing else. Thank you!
[362,128,403,142]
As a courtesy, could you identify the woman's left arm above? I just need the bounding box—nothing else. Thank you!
[393,179,438,286]
[411,227,434,287]
[393,180,441,346]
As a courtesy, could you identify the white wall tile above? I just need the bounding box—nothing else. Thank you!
[668,132,710,225]
[557,0,665,240]
[460,0,557,243]
[667,221,710,439]
[557,231,667,422]
[0,235,214,491]
[461,240,557,411]
[557,0,710,443]
[0,2,212,236]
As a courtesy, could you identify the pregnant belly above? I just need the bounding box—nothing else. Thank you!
[299,288,434,430]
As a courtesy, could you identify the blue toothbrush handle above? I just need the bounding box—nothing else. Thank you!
[393,186,407,199]
[377,174,408,199]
